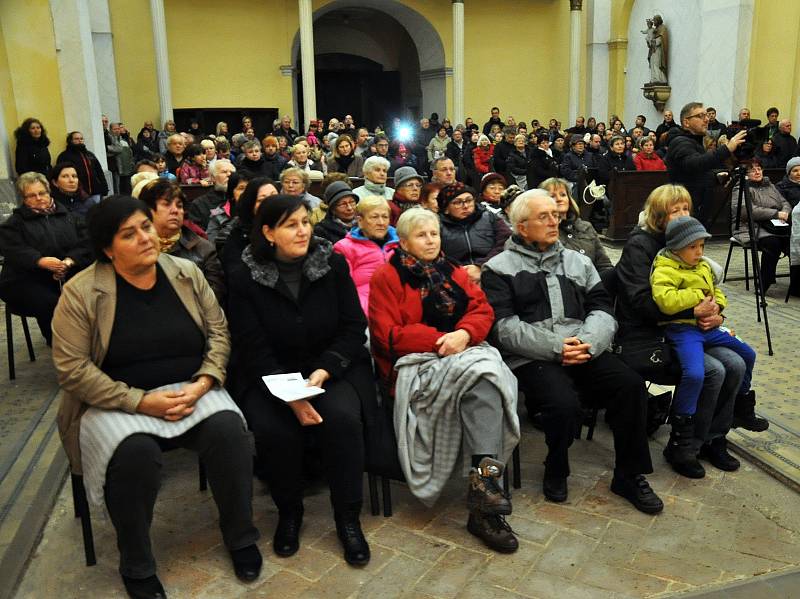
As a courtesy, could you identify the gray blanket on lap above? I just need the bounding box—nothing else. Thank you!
[393,343,520,506]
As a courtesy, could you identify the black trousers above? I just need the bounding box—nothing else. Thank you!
[514,353,653,478]
[104,411,259,578]
[757,234,789,289]
[240,379,364,514]
[0,273,61,344]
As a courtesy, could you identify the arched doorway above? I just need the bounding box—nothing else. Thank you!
[291,0,446,130]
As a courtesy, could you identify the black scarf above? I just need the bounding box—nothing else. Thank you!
[335,153,354,173]
[390,249,469,332]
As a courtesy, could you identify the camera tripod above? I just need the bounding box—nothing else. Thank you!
[729,166,774,355]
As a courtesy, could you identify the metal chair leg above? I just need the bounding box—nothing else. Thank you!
[381,477,392,517]
[744,247,750,291]
[6,308,14,380]
[723,241,734,282]
[512,445,521,489]
[367,473,380,516]
[586,407,598,440]
[198,458,207,491]
[71,474,96,566]
[21,316,35,361]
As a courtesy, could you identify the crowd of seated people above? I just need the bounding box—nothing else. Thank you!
[3,105,792,599]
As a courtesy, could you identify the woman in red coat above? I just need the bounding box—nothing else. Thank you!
[473,135,495,175]
[368,207,520,555]
[633,137,666,171]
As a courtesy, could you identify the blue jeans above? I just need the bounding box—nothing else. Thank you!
[666,324,756,415]
[694,347,745,444]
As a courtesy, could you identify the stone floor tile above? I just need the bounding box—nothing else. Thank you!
[575,561,671,596]
[532,530,597,580]
[421,514,493,555]
[640,513,696,553]
[631,549,723,585]
[474,540,543,590]
[296,545,393,599]
[573,483,657,529]
[355,554,433,598]
[503,515,557,546]
[245,569,313,598]
[529,503,610,539]
[516,570,611,599]
[456,583,535,599]
[369,523,450,562]
[658,494,702,520]
[589,520,645,567]
[157,561,219,595]
[413,547,489,598]
[733,533,800,565]
[263,545,339,581]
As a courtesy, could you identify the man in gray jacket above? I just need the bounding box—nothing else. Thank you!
[482,189,663,514]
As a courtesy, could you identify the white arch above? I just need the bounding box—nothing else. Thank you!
[290,0,447,122]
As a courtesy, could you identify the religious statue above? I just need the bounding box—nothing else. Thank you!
[642,15,668,84]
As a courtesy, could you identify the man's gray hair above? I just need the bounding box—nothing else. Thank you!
[209,158,235,177]
[509,189,553,229]
[679,102,704,124]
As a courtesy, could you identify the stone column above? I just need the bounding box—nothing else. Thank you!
[49,0,108,168]
[452,0,465,125]
[0,92,15,216]
[586,0,610,123]
[568,0,583,124]
[149,0,173,124]
[89,0,121,122]
[298,0,317,126]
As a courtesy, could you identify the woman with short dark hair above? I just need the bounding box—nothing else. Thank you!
[227,194,374,566]
[56,131,109,201]
[50,162,95,215]
[52,196,261,598]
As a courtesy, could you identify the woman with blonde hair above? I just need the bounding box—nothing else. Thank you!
[615,184,765,473]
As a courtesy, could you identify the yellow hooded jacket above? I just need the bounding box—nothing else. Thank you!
[650,251,727,326]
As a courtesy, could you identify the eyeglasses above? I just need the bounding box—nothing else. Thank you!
[686,113,709,121]
[401,182,422,189]
[23,191,50,200]
[527,211,560,224]
[337,200,357,209]
[449,198,475,208]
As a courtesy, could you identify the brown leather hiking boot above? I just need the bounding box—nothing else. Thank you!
[467,457,512,516]
[467,512,519,553]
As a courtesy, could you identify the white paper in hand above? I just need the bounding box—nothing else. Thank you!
[770,219,789,227]
[262,372,325,402]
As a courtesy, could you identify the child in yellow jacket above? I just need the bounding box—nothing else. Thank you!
[650,216,755,476]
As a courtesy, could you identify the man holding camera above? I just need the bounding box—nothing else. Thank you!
[666,102,746,229]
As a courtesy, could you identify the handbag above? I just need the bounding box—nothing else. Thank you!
[613,327,679,383]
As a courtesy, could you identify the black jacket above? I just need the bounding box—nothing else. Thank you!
[506,149,530,176]
[238,156,269,176]
[439,206,512,266]
[597,151,635,185]
[559,150,596,182]
[55,146,109,196]
[262,154,288,180]
[492,140,514,175]
[776,176,800,208]
[226,239,367,388]
[0,202,92,288]
[654,120,676,146]
[167,227,226,304]
[614,226,693,337]
[445,141,464,165]
[526,148,559,189]
[482,117,503,136]
[313,216,350,244]
[771,132,798,167]
[15,138,51,177]
[272,127,299,144]
[187,189,226,230]
[665,126,731,209]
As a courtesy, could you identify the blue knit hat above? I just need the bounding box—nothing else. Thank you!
[665,216,711,250]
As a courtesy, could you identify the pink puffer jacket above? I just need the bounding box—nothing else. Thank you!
[334,226,400,314]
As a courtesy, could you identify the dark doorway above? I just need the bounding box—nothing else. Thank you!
[297,54,400,131]
[173,108,279,139]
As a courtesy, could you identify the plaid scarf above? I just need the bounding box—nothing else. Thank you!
[393,249,468,332]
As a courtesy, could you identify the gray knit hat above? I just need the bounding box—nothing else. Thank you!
[393,166,423,188]
[786,156,800,174]
[665,216,711,250]
[323,180,357,209]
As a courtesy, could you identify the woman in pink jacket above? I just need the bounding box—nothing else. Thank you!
[334,196,400,314]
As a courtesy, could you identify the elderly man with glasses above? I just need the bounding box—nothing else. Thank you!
[482,189,663,514]
[666,101,747,229]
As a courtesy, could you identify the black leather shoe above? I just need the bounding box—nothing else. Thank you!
[273,509,303,557]
[611,474,664,514]
[698,438,740,471]
[543,475,568,503]
[230,544,262,582]
[336,517,371,566]
[122,575,166,599]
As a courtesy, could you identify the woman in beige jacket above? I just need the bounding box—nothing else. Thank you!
[52,196,261,599]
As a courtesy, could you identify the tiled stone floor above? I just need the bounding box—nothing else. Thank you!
[8,239,800,598]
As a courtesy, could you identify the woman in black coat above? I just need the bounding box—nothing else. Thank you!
[597,135,635,185]
[55,131,109,200]
[219,176,278,274]
[14,118,51,176]
[227,194,374,567]
[526,138,560,189]
[0,172,92,344]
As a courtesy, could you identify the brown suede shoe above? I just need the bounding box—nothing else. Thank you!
[467,512,519,553]
[467,458,512,516]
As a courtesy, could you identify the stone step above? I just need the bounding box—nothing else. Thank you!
[0,389,66,599]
